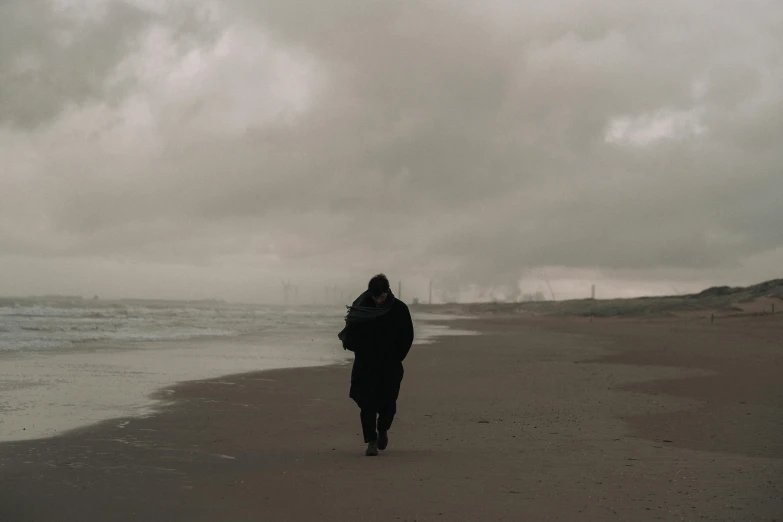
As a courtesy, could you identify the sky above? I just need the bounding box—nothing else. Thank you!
[1,0,781,304]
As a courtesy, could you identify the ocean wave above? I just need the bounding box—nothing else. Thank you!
[0,328,240,352]
[0,339,74,351]
[20,325,66,332]
[0,302,343,354]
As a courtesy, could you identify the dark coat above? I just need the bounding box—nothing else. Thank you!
[341,297,414,409]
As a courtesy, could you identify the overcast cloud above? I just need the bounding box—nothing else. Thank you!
[1,0,781,303]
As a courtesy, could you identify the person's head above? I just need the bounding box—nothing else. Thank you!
[367,273,390,305]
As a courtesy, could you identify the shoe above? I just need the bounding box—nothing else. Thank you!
[377,431,388,451]
[365,441,379,456]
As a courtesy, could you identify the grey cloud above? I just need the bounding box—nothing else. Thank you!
[0,0,150,129]
[1,0,781,300]
[0,0,221,129]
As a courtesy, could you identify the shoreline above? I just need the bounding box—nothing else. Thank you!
[0,315,475,443]
[0,330,346,443]
[1,314,780,521]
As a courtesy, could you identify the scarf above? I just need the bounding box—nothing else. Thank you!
[344,289,395,323]
[337,290,395,344]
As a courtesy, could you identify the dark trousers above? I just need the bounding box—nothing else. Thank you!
[360,402,396,443]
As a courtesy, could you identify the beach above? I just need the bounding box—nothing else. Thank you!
[1,313,781,521]
[0,301,471,443]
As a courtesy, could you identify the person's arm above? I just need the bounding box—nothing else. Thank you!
[338,324,355,352]
[396,304,414,361]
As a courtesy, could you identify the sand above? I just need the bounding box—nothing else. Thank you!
[1,314,781,521]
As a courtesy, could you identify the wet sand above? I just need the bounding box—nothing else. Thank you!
[1,315,781,521]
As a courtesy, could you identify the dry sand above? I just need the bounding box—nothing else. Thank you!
[1,314,781,521]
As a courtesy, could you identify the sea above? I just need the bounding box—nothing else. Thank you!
[0,298,472,442]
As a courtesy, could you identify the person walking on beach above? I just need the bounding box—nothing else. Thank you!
[338,274,415,456]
